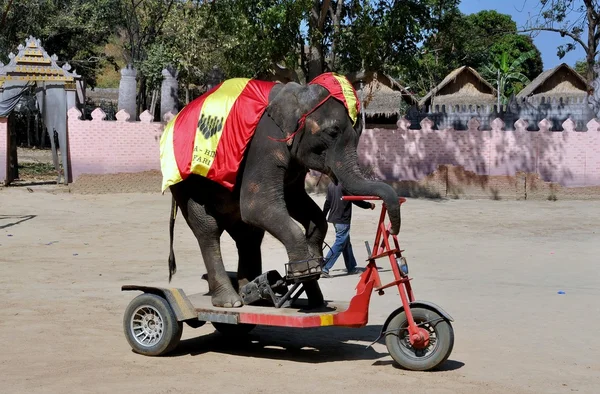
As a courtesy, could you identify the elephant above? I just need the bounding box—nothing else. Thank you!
[164,73,401,308]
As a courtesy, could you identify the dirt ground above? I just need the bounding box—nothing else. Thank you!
[1,179,599,394]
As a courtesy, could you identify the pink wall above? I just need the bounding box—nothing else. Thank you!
[61,109,600,188]
[67,107,167,182]
[358,117,600,187]
[0,117,7,184]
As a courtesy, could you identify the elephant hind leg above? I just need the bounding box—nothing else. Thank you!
[226,222,265,290]
[173,189,243,308]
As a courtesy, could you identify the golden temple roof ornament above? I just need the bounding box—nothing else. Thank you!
[0,36,80,86]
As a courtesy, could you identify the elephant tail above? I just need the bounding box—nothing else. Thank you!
[168,195,177,282]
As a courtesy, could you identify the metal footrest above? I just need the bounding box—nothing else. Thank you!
[239,270,312,309]
[284,257,322,283]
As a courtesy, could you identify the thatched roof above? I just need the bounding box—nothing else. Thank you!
[418,66,497,108]
[346,71,419,117]
[516,63,588,98]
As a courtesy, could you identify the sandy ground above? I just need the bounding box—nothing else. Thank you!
[1,182,599,394]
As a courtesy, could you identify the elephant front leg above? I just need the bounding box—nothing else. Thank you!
[284,176,328,262]
[240,187,309,268]
[240,178,325,307]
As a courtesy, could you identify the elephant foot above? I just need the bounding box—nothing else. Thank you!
[211,287,243,308]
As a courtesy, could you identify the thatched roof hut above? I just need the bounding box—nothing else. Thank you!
[345,71,418,125]
[419,66,497,110]
[516,63,589,101]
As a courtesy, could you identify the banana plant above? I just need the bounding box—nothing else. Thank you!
[482,50,535,107]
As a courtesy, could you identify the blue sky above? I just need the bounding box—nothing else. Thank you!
[459,0,586,70]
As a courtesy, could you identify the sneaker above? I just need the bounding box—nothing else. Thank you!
[347,267,363,275]
[320,271,331,278]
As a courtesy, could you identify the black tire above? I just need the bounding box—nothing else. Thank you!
[212,322,256,336]
[384,307,454,371]
[123,293,183,356]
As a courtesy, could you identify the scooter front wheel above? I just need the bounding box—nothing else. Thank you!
[384,307,454,371]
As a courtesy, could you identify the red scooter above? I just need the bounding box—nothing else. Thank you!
[122,196,455,371]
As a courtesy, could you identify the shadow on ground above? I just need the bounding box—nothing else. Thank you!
[169,325,388,363]
[0,214,36,229]
[167,324,465,372]
[372,358,465,372]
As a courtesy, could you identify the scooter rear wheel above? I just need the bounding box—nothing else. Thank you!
[384,307,454,371]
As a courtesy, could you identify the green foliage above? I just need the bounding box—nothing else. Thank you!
[336,0,432,76]
[138,43,176,91]
[156,2,226,87]
[482,50,536,104]
[211,0,311,78]
[489,35,543,81]
[405,9,544,97]
[0,0,54,61]
[574,59,588,77]
[120,0,175,64]
[18,162,56,178]
[0,0,123,88]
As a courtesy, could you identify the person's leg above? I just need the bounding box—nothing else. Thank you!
[342,242,357,273]
[342,231,358,273]
[322,223,350,275]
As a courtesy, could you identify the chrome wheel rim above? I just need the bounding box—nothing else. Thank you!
[130,305,164,347]
[397,319,439,360]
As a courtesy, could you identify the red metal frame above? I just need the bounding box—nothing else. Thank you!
[214,196,429,347]
[340,195,429,348]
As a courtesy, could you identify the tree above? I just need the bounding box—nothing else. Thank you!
[335,0,439,77]
[482,50,536,105]
[407,10,543,97]
[209,0,310,80]
[574,58,592,77]
[0,0,123,88]
[522,0,600,83]
[489,34,543,82]
[117,0,177,115]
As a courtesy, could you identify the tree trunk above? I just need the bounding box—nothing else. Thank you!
[26,113,31,148]
[308,0,323,82]
[308,0,331,81]
[586,5,597,83]
[328,1,343,71]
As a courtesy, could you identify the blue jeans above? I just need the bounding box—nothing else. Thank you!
[322,223,357,273]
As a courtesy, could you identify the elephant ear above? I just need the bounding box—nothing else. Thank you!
[354,113,364,136]
[266,82,327,142]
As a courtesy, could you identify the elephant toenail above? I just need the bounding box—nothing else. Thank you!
[224,302,232,308]
[233,301,242,307]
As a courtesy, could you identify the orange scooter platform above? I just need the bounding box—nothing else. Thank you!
[189,278,375,328]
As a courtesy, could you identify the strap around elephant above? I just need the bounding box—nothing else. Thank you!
[268,93,333,144]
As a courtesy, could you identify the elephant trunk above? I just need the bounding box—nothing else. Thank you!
[329,149,401,235]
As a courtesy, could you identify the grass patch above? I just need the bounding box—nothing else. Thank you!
[18,162,57,177]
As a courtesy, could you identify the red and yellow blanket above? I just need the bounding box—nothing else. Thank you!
[160,73,359,192]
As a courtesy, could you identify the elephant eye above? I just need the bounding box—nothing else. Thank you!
[324,126,340,137]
